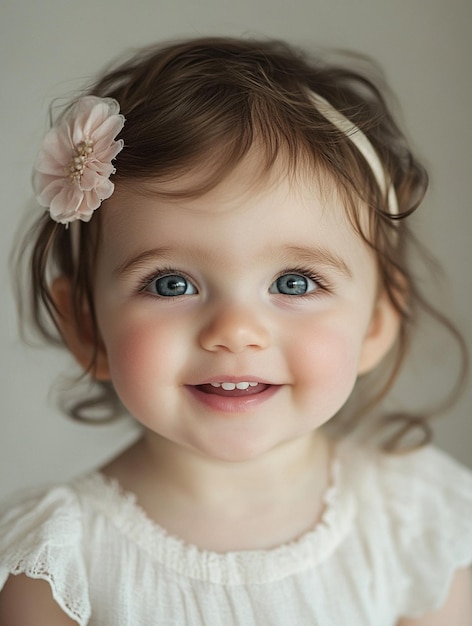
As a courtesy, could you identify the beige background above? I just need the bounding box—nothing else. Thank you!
[1,0,470,500]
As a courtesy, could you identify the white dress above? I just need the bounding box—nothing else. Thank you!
[0,443,471,625]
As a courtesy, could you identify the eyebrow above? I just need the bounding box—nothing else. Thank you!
[114,248,172,278]
[114,244,352,279]
[280,245,352,278]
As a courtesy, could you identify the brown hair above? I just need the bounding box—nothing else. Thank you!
[16,37,467,451]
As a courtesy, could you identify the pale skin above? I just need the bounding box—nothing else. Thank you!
[1,160,471,624]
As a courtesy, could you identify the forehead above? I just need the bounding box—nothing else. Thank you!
[109,150,351,218]
[98,158,375,277]
[107,160,342,228]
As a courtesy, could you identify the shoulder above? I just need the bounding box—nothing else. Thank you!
[371,445,472,530]
[396,567,472,625]
[0,482,86,567]
[347,442,472,513]
[359,444,472,560]
[0,481,92,625]
[345,443,472,619]
[377,443,472,488]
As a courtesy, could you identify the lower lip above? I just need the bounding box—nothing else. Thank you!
[186,384,280,414]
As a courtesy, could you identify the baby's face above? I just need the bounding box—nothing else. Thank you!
[92,161,391,462]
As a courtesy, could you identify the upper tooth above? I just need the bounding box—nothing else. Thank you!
[236,382,250,390]
[221,382,236,390]
[210,381,258,390]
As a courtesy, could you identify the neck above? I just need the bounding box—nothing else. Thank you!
[102,430,333,551]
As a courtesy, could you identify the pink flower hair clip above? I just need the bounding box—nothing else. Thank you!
[33,96,125,224]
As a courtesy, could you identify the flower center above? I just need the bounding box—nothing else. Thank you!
[66,138,94,182]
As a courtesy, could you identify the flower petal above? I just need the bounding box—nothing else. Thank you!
[33,95,125,224]
[49,185,84,223]
[94,179,115,200]
[80,167,104,191]
[83,188,103,212]
[73,97,120,143]
[92,116,125,155]
[35,177,66,207]
[96,138,124,164]
[35,129,73,174]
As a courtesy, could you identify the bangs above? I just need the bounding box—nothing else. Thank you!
[110,88,380,231]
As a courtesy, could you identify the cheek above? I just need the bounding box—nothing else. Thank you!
[99,310,188,408]
[286,318,364,403]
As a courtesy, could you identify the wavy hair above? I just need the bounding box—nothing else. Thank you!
[14,37,467,452]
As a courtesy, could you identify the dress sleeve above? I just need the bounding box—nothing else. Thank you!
[0,485,91,625]
[381,446,472,618]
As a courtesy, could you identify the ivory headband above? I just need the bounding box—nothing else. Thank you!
[62,93,399,262]
[310,93,399,216]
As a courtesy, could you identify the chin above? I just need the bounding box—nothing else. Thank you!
[187,431,295,465]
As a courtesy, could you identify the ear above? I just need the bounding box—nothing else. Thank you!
[358,289,401,375]
[51,276,111,381]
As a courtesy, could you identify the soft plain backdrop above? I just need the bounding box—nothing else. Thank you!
[1,0,471,499]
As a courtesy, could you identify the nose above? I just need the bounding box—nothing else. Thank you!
[198,303,271,353]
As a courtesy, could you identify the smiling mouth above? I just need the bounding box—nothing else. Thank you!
[195,382,271,397]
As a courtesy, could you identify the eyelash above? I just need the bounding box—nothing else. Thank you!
[136,266,332,298]
[137,267,195,296]
[273,266,331,297]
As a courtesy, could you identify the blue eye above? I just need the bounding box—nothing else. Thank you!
[147,274,197,297]
[270,273,318,296]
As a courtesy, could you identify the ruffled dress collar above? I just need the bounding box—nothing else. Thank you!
[73,444,356,585]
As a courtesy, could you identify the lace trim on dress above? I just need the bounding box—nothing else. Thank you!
[73,451,356,585]
[0,486,91,625]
